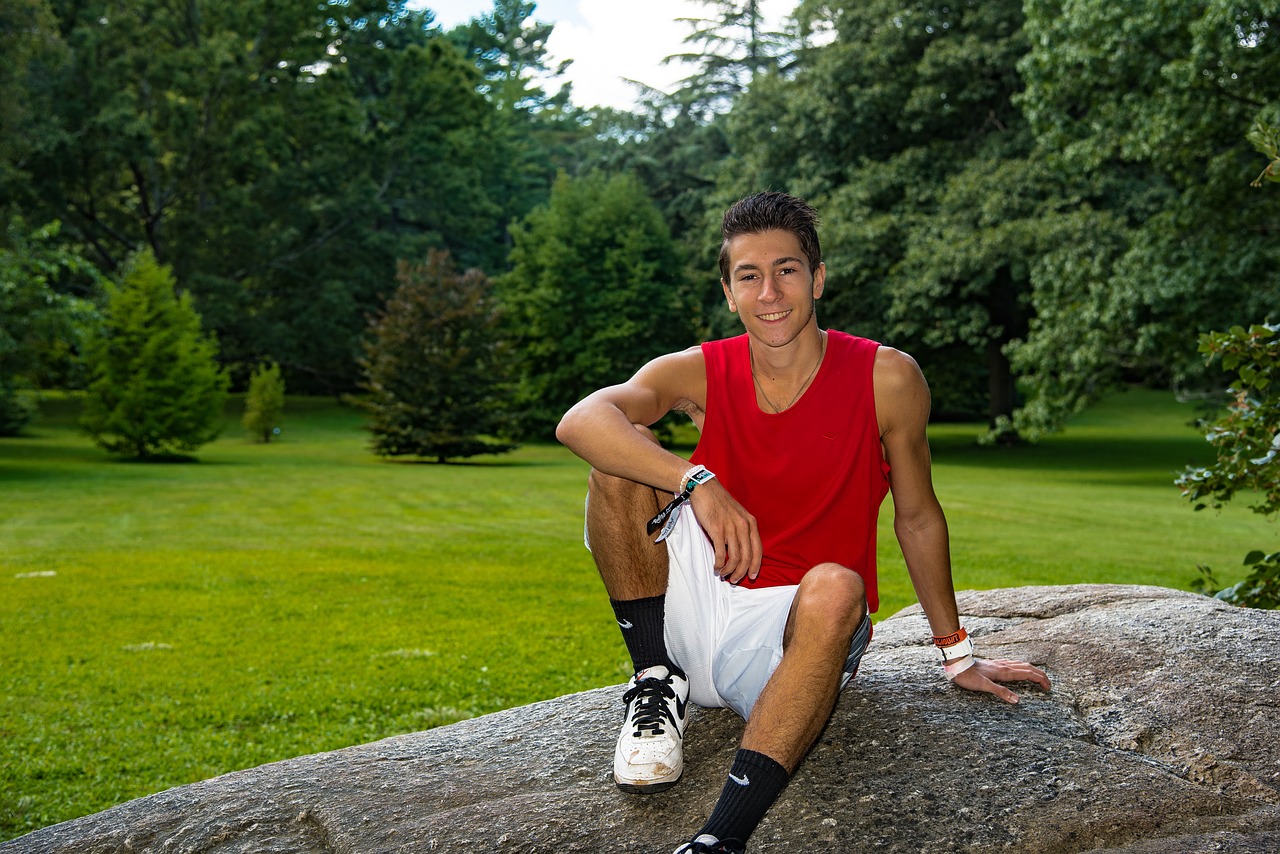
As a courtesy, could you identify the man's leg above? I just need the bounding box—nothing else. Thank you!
[678,565,866,853]
[586,462,690,793]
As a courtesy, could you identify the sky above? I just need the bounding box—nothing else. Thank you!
[406,0,798,111]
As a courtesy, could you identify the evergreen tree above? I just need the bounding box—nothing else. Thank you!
[354,251,518,463]
[243,361,285,443]
[80,250,228,459]
[667,0,797,116]
[499,172,699,437]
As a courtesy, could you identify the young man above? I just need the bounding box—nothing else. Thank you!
[556,192,1050,854]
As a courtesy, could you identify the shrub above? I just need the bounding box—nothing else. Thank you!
[1178,323,1279,608]
[243,361,285,442]
[80,250,229,459]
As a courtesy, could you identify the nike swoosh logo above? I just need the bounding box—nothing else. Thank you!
[675,696,687,718]
[617,619,634,629]
[729,773,750,786]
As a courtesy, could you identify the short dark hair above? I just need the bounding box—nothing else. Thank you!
[718,192,822,282]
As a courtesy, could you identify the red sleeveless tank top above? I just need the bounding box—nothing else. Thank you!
[690,331,890,610]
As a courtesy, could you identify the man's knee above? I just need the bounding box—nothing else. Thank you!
[587,467,654,511]
[792,564,867,641]
[586,423,663,512]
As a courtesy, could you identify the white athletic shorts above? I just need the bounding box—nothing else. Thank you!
[586,498,872,720]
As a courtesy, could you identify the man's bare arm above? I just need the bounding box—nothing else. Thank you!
[876,347,1051,702]
[556,348,762,581]
[556,349,704,493]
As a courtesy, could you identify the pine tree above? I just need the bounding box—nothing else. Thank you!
[243,361,285,442]
[354,251,518,463]
[80,250,228,459]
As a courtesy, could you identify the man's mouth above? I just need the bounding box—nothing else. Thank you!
[759,310,790,322]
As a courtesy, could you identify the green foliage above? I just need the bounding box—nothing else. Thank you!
[722,0,1042,428]
[1248,118,1280,186]
[80,250,229,459]
[1192,551,1280,610]
[668,0,798,114]
[1178,324,1280,516]
[499,172,698,437]
[0,218,103,434]
[354,251,518,462]
[243,362,285,443]
[1015,1,1280,433]
[1178,324,1279,608]
[447,0,571,111]
[8,0,535,394]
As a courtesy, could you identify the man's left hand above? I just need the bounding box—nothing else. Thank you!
[950,658,1051,704]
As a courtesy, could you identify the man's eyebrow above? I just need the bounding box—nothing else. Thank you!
[732,256,805,275]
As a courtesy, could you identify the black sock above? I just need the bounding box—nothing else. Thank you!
[609,595,676,675]
[698,749,791,845]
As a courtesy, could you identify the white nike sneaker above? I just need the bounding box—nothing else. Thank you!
[613,664,689,793]
[672,833,746,853]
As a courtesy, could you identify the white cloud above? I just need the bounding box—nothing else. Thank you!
[546,1,693,110]
[410,0,799,111]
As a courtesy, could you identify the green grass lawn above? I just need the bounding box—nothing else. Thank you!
[0,389,1271,840]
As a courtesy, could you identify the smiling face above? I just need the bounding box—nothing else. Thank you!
[721,229,826,350]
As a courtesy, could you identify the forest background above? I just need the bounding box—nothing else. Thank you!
[3,0,1277,441]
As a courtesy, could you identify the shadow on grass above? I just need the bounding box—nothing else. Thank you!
[382,456,548,468]
[929,433,1212,480]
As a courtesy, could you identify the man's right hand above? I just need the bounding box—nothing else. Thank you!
[689,480,762,584]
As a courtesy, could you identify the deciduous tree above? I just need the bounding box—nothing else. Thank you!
[1015,0,1280,433]
[0,219,103,434]
[243,361,285,443]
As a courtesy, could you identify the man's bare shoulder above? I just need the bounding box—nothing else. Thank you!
[873,345,926,391]
[873,346,930,433]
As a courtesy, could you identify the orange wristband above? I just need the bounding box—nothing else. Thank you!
[932,627,968,648]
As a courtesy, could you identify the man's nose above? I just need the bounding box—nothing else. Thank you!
[760,275,780,301]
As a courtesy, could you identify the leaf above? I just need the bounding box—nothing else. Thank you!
[1243,550,1266,565]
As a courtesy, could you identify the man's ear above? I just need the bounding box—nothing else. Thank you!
[812,262,826,301]
[722,279,737,313]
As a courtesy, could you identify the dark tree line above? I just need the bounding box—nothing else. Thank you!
[3,0,1277,451]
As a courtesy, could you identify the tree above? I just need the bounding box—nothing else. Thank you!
[447,0,585,255]
[717,0,1049,429]
[80,249,228,459]
[0,218,102,434]
[11,0,513,394]
[569,96,736,340]
[353,251,517,463]
[1177,324,1279,609]
[499,172,699,437]
[1014,0,1280,434]
[666,0,796,115]
[243,361,285,443]
[0,0,67,218]
[447,0,570,112]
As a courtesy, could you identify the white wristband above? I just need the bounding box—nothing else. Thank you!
[943,655,975,681]
[679,464,716,494]
[937,635,974,663]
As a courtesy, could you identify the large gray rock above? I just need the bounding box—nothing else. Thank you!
[5,585,1279,853]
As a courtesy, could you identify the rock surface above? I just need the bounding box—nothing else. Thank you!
[5,584,1280,853]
